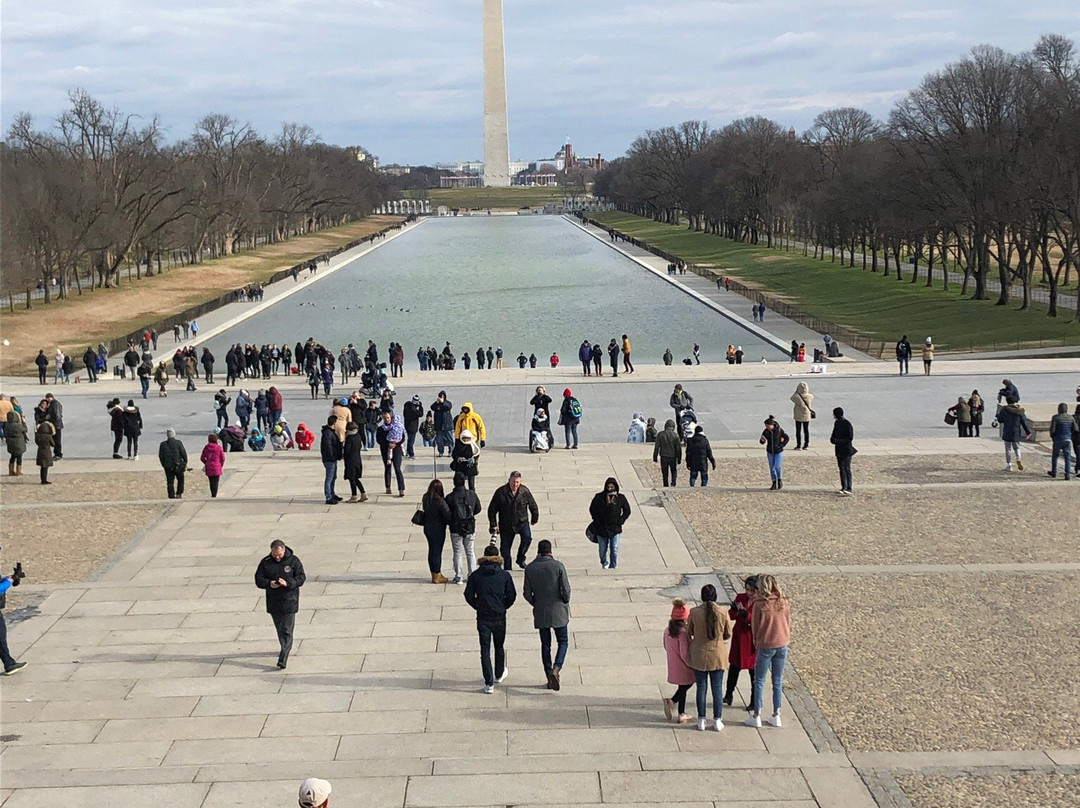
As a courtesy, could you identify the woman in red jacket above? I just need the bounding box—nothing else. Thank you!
[724,576,758,710]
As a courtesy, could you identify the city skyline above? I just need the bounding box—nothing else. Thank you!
[1,1,1077,165]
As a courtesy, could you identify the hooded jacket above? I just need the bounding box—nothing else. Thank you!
[321,424,343,462]
[464,551,516,618]
[254,546,306,615]
[588,478,632,539]
[454,403,486,442]
[431,394,454,431]
[35,421,55,467]
[998,403,1032,443]
[122,405,143,438]
[4,412,28,455]
[403,397,424,433]
[790,383,814,423]
[653,420,682,462]
[685,430,715,472]
[343,429,365,478]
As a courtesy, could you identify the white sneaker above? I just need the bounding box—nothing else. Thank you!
[1005,465,1014,472]
[601,562,609,569]
[697,718,708,731]
[714,720,724,731]
[133,454,139,461]
[496,667,509,683]
[766,713,782,727]
[744,714,762,728]
[483,684,494,694]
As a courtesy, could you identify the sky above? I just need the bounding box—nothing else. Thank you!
[2,1,1078,166]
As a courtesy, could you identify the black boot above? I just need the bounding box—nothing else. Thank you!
[777,479,783,490]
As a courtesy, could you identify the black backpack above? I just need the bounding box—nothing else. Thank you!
[451,491,477,532]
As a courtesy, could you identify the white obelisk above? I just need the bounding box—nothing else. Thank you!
[483,0,511,187]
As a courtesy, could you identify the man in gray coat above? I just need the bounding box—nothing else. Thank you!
[523,540,571,691]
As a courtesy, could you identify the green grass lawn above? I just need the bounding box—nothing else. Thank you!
[591,212,1080,354]
[406,187,571,210]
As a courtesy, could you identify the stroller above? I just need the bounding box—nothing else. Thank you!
[529,409,553,453]
[679,407,698,441]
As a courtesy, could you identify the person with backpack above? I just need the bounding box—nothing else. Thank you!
[446,471,482,584]
[559,388,582,449]
[759,416,790,490]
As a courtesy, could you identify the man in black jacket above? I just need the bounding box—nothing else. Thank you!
[830,407,856,496]
[464,544,517,693]
[320,415,343,505]
[430,391,454,457]
[157,427,188,499]
[487,471,540,570]
[254,540,306,669]
[83,346,98,383]
[43,394,63,459]
[402,395,424,459]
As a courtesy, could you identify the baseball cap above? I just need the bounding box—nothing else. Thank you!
[298,778,332,807]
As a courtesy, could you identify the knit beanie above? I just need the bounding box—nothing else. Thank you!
[670,598,690,621]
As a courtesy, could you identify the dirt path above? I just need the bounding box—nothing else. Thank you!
[0,217,401,375]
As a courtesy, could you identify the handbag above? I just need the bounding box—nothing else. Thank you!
[585,522,599,544]
[810,409,816,419]
[410,504,425,526]
[944,412,957,425]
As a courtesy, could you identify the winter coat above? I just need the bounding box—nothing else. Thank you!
[663,627,695,687]
[215,393,231,413]
[200,442,225,476]
[331,404,351,443]
[403,399,424,434]
[949,401,971,423]
[751,595,791,650]
[254,546,306,615]
[669,390,694,411]
[157,437,188,473]
[588,489,632,539]
[529,393,552,414]
[790,383,814,423]
[578,343,591,363]
[523,554,571,629]
[728,593,756,670]
[421,492,452,538]
[122,406,143,438]
[5,412,28,456]
[110,405,126,434]
[998,404,1032,443]
[454,404,486,442]
[343,432,365,479]
[446,484,482,536]
[464,553,517,618]
[431,398,454,432]
[830,417,856,459]
[653,421,682,462]
[254,392,269,417]
[450,440,480,478]
[760,425,789,454]
[1049,412,1079,443]
[320,425,343,463]
[559,396,580,426]
[268,387,283,412]
[487,482,539,532]
[45,399,63,430]
[687,602,733,671]
[685,432,715,472]
[35,422,55,467]
[235,395,253,420]
[83,348,97,367]
[922,344,934,362]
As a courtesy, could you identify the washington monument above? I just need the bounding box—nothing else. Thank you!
[483,0,511,187]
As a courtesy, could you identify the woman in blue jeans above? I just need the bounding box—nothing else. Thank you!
[686,585,734,732]
[588,477,632,569]
[745,574,791,728]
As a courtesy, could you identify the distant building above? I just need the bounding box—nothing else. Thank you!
[440,175,484,189]
[381,165,414,177]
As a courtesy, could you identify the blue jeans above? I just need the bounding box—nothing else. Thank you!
[435,428,454,455]
[689,470,709,486]
[406,431,417,457]
[1051,441,1073,478]
[539,625,569,674]
[140,378,150,398]
[564,422,578,447]
[767,452,783,481]
[323,460,338,501]
[0,611,17,670]
[752,645,788,716]
[365,424,377,449]
[597,533,620,567]
[694,668,724,720]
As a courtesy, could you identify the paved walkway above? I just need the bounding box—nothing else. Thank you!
[3,441,882,808]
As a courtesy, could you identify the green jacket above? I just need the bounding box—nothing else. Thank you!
[653,421,682,462]
[4,413,27,456]
[158,437,188,472]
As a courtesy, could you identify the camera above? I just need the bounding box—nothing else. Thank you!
[11,562,25,586]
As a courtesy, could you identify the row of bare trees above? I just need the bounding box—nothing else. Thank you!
[596,35,1080,320]
[1,89,387,300]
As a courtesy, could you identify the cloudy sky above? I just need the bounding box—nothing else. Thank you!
[2,1,1077,165]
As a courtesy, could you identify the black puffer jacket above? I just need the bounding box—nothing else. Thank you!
[588,478,632,539]
[254,546,306,615]
[685,432,716,472]
[464,553,517,618]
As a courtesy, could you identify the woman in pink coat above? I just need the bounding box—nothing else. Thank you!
[661,599,695,723]
[200,433,225,498]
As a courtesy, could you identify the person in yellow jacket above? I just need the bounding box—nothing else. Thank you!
[454,402,487,447]
[621,334,634,374]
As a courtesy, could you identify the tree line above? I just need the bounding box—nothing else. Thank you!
[595,35,1080,321]
[1,89,388,300]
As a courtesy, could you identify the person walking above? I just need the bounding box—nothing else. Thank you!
[745,574,790,729]
[759,416,789,490]
[829,407,856,495]
[653,419,682,487]
[661,599,695,724]
[446,471,481,584]
[724,576,758,711]
[35,349,49,384]
[591,341,603,376]
[214,390,232,429]
[454,402,487,447]
[523,539,571,691]
[431,391,454,457]
[487,471,540,571]
[670,385,693,435]
[895,335,912,375]
[403,395,425,459]
[297,777,332,808]
[790,382,814,449]
[158,427,188,499]
[421,479,452,584]
[254,539,306,670]
[685,424,715,486]
[921,338,934,375]
[35,419,55,484]
[558,389,582,449]
[342,422,368,503]
[588,477,632,569]
[450,429,481,492]
[998,397,1032,472]
[376,410,406,497]
[464,543,516,693]
[621,334,634,374]
[0,561,28,675]
[5,412,28,476]
[687,584,733,731]
[122,399,143,460]
[320,415,343,505]
[154,362,170,397]
[200,433,225,497]
[607,339,620,377]
[201,348,215,384]
[1046,403,1077,480]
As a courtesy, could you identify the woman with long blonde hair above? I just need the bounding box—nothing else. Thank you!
[745,574,790,729]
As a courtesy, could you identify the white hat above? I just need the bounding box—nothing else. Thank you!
[298,778,332,808]
[460,429,474,441]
